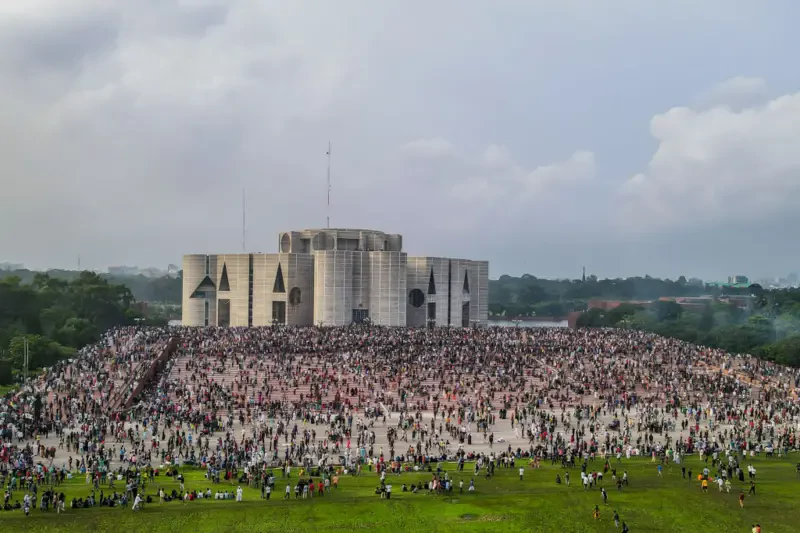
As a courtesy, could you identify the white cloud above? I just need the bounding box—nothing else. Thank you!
[521,151,595,193]
[619,85,800,233]
[694,76,767,110]
[398,139,594,228]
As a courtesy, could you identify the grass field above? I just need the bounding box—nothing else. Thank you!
[4,455,798,532]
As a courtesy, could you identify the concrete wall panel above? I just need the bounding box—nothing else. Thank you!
[182,254,217,326]
[314,250,353,326]
[368,251,407,326]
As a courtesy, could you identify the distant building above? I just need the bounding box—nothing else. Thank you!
[658,296,714,310]
[718,295,751,309]
[140,267,167,278]
[108,265,167,278]
[182,228,489,327]
[108,266,140,276]
[587,299,652,311]
[727,275,749,285]
[588,296,715,312]
[0,262,24,271]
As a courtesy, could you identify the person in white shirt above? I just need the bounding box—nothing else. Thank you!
[236,486,243,502]
[519,467,524,481]
[385,484,392,499]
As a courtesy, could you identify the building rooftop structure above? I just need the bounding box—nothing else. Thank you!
[183,228,488,328]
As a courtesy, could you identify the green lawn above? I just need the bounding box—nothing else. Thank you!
[0,384,16,396]
[5,456,797,532]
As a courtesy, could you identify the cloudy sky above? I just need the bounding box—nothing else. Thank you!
[1,1,798,281]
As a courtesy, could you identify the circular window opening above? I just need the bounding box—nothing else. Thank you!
[289,287,302,306]
[408,288,425,308]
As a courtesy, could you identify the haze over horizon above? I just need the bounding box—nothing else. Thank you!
[1,1,798,281]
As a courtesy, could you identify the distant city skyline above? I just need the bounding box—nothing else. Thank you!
[3,258,799,287]
[1,2,798,280]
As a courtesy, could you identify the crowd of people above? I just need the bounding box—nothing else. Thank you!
[0,327,172,472]
[2,324,800,518]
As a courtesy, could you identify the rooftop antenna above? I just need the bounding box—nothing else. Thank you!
[582,266,586,283]
[242,188,247,253]
[326,141,331,229]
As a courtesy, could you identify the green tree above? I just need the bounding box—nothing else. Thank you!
[698,304,714,332]
[8,334,71,370]
[0,270,133,374]
[653,300,683,322]
[0,359,13,386]
[767,336,800,366]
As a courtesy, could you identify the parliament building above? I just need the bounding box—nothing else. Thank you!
[182,228,488,327]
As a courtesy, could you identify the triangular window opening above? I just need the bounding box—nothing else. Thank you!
[273,263,286,293]
[427,269,436,295]
[219,263,231,291]
[190,276,216,298]
[463,271,470,294]
[196,276,216,291]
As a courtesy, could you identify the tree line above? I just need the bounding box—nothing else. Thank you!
[491,273,800,367]
[576,287,800,367]
[0,268,182,304]
[4,268,800,384]
[489,274,752,318]
[0,271,153,385]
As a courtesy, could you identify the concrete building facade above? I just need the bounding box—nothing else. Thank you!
[182,228,488,327]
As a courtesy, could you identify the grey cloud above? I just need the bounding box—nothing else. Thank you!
[0,1,798,281]
[2,15,119,74]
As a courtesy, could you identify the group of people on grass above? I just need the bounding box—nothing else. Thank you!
[2,324,799,526]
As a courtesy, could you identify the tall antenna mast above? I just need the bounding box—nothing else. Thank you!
[326,141,331,229]
[242,188,247,252]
